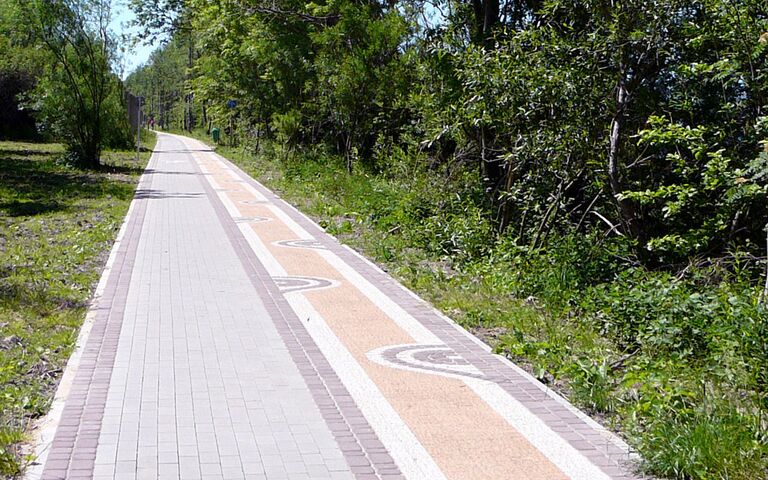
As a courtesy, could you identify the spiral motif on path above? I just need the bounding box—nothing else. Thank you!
[274,239,328,250]
[273,276,339,293]
[367,344,485,380]
[233,216,272,223]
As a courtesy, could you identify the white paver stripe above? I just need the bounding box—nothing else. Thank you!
[199,167,447,479]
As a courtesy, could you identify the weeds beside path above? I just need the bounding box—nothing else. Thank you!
[0,134,155,477]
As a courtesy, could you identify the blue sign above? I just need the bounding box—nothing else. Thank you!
[227,99,237,109]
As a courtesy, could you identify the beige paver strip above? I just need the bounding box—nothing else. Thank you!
[31,132,642,480]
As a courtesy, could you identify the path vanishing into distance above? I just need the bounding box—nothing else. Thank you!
[27,133,642,480]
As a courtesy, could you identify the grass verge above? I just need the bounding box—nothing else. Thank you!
[191,130,768,480]
[0,132,156,477]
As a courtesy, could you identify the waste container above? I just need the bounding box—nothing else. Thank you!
[211,128,220,144]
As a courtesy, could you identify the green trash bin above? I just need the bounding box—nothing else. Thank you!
[211,128,220,144]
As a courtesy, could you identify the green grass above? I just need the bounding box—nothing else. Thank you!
[193,132,768,480]
[0,132,155,477]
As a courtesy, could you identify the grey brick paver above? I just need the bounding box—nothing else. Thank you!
[37,132,641,480]
[47,135,354,479]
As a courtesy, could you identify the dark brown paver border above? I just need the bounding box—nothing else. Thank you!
[39,154,158,480]
[190,152,403,480]
[214,151,643,480]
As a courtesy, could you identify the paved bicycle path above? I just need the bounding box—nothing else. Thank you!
[31,133,640,480]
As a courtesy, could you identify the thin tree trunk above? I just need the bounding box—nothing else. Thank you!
[345,133,353,174]
[498,159,517,232]
[186,34,193,131]
[202,101,208,133]
[607,67,643,250]
[470,0,500,45]
[761,223,768,306]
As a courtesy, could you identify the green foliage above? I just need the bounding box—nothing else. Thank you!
[0,71,38,141]
[18,0,132,166]
[272,110,303,146]
[0,0,50,140]
[135,0,768,261]
[0,427,25,476]
[32,67,132,157]
[624,115,768,260]
[633,397,767,480]
[419,196,494,262]
[566,358,616,413]
[177,0,412,169]
[586,273,718,356]
[125,36,189,130]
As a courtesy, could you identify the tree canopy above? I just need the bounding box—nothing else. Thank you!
[1,0,131,166]
[128,0,768,266]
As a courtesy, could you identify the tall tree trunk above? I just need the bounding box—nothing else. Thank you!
[761,223,768,306]
[607,67,644,252]
[469,0,503,218]
[479,126,502,194]
[345,133,353,174]
[186,34,193,131]
[498,159,517,232]
[202,100,208,133]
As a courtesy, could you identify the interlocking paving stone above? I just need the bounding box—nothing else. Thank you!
[37,135,355,480]
[34,132,642,480]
